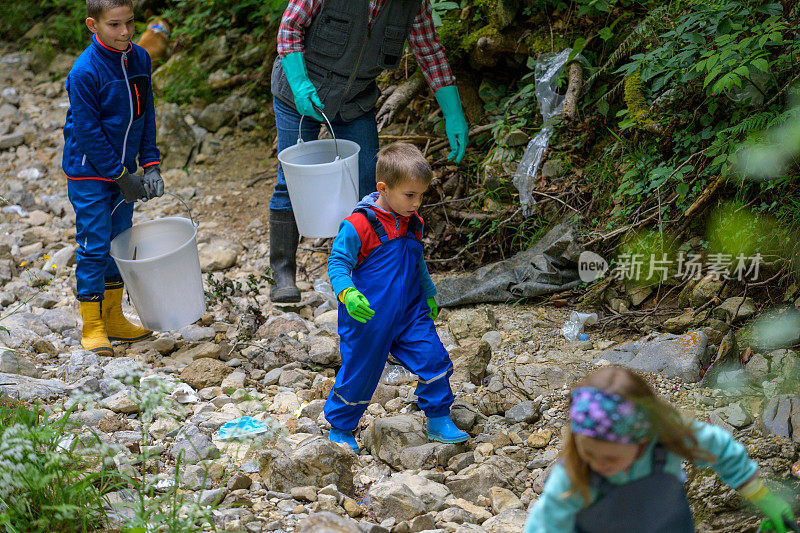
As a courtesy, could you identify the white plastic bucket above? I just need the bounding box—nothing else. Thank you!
[109,195,206,331]
[278,112,360,238]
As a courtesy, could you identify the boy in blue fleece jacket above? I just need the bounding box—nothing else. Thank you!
[324,142,468,452]
[62,0,164,354]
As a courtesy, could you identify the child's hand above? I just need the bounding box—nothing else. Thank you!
[343,289,375,323]
[426,297,438,320]
[142,165,164,201]
[742,479,796,532]
[115,168,146,203]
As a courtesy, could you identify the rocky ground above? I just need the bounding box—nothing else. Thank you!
[1,45,799,533]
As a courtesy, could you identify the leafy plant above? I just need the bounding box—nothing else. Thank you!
[0,404,112,532]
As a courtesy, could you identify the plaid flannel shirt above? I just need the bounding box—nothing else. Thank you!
[277,0,455,93]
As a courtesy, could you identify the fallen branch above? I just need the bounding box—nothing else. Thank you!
[378,134,437,143]
[376,72,426,132]
[444,208,497,221]
[681,173,726,221]
[562,62,584,121]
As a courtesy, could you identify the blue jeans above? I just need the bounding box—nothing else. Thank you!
[270,97,379,212]
[67,178,134,301]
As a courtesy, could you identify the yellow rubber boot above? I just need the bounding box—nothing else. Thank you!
[80,301,113,355]
[102,284,152,342]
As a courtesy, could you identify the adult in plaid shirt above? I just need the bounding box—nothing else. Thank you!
[267,0,469,303]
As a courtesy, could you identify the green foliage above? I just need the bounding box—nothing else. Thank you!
[0,0,87,50]
[431,0,461,27]
[161,0,286,41]
[0,404,111,532]
[618,2,786,97]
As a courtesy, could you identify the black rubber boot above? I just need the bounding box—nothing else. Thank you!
[269,209,301,303]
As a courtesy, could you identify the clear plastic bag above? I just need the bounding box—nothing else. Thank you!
[380,363,416,385]
[514,49,587,216]
[561,311,598,341]
[313,278,338,314]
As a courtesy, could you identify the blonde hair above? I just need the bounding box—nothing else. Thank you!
[376,142,433,188]
[561,365,714,505]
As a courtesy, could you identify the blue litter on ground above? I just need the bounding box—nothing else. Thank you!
[218,416,272,440]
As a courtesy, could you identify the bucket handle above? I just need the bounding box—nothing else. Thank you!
[111,191,196,227]
[297,105,340,160]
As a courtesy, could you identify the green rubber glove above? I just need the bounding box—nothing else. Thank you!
[427,296,438,320]
[281,52,325,121]
[434,85,469,163]
[743,480,796,533]
[343,289,375,323]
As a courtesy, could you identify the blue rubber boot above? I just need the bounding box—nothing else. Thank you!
[329,428,359,453]
[427,415,469,444]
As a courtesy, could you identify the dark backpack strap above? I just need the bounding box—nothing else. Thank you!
[354,207,388,242]
[652,442,669,472]
[407,213,423,239]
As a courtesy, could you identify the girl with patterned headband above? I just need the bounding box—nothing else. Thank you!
[524,365,797,533]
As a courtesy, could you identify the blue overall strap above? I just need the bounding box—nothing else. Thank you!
[354,207,389,242]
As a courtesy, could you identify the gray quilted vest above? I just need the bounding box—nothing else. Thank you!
[271,0,422,122]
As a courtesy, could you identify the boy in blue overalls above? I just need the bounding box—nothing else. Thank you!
[63,0,164,355]
[325,142,468,452]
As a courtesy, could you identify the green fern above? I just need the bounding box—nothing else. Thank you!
[586,5,669,89]
[721,107,800,137]
[724,112,775,136]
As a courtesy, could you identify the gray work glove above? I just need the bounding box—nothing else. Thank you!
[115,168,146,203]
[141,165,165,201]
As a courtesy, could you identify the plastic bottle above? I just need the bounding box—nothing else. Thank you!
[561,311,598,341]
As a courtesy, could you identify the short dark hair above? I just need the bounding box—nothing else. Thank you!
[376,142,433,188]
[87,0,133,20]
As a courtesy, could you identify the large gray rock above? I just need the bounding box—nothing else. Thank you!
[451,340,492,385]
[0,132,24,149]
[103,357,143,382]
[713,297,756,322]
[296,512,361,533]
[40,307,78,333]
[258,436,355,495]
[306,336,340,365]
[197,102,234,132]
[761,395,800,443]
[595,331,709,382]
[0,372,68,401]
[505,400,540,425]
[445,456,519,501]
[198,243,237,272]
[363,415,428,468]
[0,348,41,378]
[447,308,498,342]
[477,364,580,415]
[397,441,463,471]
[481,509,528,532]
[155,102,196,169]
[180,358,232,389]
[101,389,140,414]
[168,425,219,463]
[390,472,452,512]
[367,479,427,522]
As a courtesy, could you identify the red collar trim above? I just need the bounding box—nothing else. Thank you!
[95,35,132,53]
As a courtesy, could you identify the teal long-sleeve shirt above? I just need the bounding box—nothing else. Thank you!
[523,421,758,533]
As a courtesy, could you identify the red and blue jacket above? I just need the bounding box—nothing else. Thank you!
[328,192,436,299]
[62,34,160,181]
